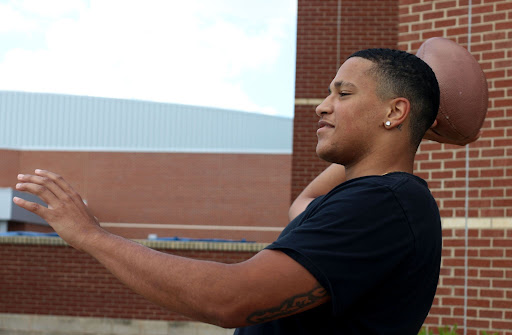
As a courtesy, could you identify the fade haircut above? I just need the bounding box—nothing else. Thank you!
[347,48,440,149]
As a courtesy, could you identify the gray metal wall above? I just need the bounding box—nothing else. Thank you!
[0,91,293,153]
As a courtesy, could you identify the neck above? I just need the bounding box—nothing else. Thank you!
[342,147,415,181]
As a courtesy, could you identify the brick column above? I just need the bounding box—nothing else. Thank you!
[292,0,399,201]
[399,0,512,219]
[398,1,512,333]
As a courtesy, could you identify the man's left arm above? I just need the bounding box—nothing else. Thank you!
[13,170,330,328]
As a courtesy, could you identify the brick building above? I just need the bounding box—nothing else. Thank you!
[1,1,511,334]
[0,92,292,334]
[0,91,293,242]
[292,0,512,334]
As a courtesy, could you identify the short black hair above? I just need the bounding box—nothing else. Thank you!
[347,48,440,148]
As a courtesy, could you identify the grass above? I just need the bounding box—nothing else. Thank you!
[418,325,498,335]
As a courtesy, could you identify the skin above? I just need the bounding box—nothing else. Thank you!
[13,170,329,328]
[13,57,418,328]
[290,57,416,220]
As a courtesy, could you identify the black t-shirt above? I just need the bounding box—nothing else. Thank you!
[235,172,442,335]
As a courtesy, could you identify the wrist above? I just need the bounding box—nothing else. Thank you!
[73,223,110,253]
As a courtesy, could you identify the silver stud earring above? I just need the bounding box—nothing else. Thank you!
[385,121,391,127]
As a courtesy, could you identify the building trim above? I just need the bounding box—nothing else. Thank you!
[2,218,511,250]
[0,146,292,154]
[0,235,269,252]
[441,217,512,229]
[100,222,285,232]
[294,98,324,106]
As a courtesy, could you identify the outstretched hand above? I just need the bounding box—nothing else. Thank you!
[13,169,103,250]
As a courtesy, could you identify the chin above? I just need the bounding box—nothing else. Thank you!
[316,146,339,164]
[316,142,352,165]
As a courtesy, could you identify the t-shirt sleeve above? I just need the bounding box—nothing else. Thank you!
[266,182,414,316]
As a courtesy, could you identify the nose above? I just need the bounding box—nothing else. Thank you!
[315,96,333,117]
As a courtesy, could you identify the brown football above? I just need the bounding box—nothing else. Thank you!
[416,37,488,146]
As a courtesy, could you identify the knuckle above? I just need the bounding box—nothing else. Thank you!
[29,202,40,212]
[61,193,73,204]
[34,184,46,194]
[70,190,81,200]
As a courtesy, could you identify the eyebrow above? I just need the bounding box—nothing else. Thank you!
[328,80,357,93]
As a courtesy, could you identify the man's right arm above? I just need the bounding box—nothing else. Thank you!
[288,164,346,221]
[14,170,331,328]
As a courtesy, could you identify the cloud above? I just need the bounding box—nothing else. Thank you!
[16,0,86,18]
[0,0,296,116]
[0,3,37,33]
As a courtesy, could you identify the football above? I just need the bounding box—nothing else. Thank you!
[416,37,488,146]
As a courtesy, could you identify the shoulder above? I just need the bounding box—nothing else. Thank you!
[334,172,428,192]
[324,172,432,205]
[296,173,436,233]
[284,172,437,239]
[293,174,412,230]
[314,172,427,207]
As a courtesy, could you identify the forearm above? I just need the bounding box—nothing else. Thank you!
[15,170,330,329]
[288,163,346,221]
[298,163,346,198]
[83,229,234,326]
[81,231,329,329]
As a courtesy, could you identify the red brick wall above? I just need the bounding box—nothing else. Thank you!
[0,149,291,242]
[428,228,512,335]
[293,0,512,218]
[399,0,512,219]
[292,0,399,200]
[2,232,512,334]
[292,0,512,334]
[295,0,339,100]
[397,1,512,334]
[0,241,257,320]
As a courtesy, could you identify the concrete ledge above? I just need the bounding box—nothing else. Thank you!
[441,217,512,229]
[138,239,268,252]
[0,235,268,252]
[0,313,234,335]
[294,98,324,106]
[2,217,510,249]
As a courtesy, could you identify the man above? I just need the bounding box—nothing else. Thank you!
[14,48,441,334]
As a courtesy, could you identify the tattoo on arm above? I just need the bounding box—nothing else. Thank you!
[246,284,328,324]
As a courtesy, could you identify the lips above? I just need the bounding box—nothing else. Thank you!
[317,120,334,129]
[317,120,334,136]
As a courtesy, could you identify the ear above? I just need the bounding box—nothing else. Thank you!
[383,97,410,129]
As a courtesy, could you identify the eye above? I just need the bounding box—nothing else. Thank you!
[339,92,351,97]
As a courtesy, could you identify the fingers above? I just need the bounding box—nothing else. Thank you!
[13,170,101,250]
[16,176,60,207]
[16,170,80,206]
[34,169,77,195]
[35,169,85,206]
[13,196,50,218]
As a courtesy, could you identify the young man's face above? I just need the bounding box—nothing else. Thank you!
[315,57,390,166]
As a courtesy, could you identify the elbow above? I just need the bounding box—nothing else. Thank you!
[192,264,256,329]
[288,199,301,221]
[206,297,250,329]
[287,208,296,222]
[214,317,244,330]
[289,197,311,222]
[212,309,247,329]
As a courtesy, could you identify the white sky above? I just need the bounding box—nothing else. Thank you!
[0,0,297,117]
